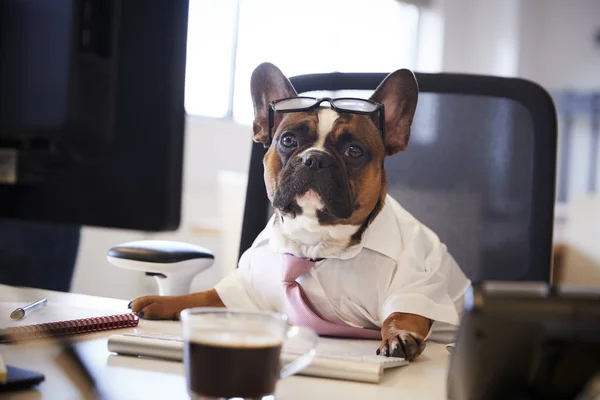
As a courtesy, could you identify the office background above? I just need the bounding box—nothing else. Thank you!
[69,0,600,299]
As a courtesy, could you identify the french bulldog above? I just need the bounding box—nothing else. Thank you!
[130,62,453,361]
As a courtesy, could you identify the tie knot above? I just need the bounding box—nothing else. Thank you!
[282,254,315,283]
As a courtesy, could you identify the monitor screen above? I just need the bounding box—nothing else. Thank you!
[0,0,188,231]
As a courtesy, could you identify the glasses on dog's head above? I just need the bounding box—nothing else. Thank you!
[268,97,385,146]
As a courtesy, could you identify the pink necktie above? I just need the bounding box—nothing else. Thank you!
[282,254,382,339]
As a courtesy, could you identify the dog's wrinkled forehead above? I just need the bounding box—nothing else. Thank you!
[313,108,340,149]
[276,108,338,148]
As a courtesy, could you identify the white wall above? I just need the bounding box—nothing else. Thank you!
[423,0,600,90]
[181,116,252,192]
[518,0,600,90]
[434,0,522,77]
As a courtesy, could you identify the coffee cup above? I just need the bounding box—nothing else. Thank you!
[181,308,317,399]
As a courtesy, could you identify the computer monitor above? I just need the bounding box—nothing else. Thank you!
[448,282,600,400]
[0,0,188,231]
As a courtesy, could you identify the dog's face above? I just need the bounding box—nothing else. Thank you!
[263,109,387,226]
[250,63,418,243]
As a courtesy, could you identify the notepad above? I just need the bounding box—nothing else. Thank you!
[0,302,138,344]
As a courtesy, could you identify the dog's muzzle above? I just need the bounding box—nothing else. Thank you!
[272,149,353,219]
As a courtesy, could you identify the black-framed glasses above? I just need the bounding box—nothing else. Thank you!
[268,97,385,145]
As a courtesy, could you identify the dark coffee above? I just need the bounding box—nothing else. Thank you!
[185,340,282,398]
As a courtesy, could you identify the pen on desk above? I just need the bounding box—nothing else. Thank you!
[10,298,48,320]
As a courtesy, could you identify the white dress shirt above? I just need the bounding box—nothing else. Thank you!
[215,194,471,340]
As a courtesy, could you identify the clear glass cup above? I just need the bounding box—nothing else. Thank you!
[181,308,317,400]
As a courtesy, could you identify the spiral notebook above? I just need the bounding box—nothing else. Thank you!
[0,302,138,344]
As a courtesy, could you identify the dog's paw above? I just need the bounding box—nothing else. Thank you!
[376,330,426,361]
[128,295,187,320]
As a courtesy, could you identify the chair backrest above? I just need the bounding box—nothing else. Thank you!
[239,72,557,283]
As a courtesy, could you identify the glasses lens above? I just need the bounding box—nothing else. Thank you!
[332,98,378,112]
[273,97,318,111]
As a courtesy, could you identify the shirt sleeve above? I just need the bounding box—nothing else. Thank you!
[379,219,466,328]
[214,248,262,311]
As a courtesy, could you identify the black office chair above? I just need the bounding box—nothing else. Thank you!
[239,72,557,283]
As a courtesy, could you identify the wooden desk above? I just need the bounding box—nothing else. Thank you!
[0,284,450,399]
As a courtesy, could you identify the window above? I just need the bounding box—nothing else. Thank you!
[185,0,420,124]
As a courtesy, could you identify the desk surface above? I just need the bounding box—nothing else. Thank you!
[0,284,450,400]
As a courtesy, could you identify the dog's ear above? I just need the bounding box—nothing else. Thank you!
[369,69,418,155]
[250,63,297,147]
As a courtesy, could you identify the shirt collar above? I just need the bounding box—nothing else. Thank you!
[264,195,401,261]
[358,195,402,260]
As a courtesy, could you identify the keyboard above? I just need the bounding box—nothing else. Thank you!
[107,332,408,383]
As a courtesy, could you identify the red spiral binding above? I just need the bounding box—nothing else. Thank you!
[0,313,139,343]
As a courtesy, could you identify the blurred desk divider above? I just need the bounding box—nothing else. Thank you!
[218,170,248,278]
[558,194,600,287]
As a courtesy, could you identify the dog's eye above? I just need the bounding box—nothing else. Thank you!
[280,133,298,148]
[344,145,364,158]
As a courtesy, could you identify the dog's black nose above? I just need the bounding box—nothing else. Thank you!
[302,152,335,169]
